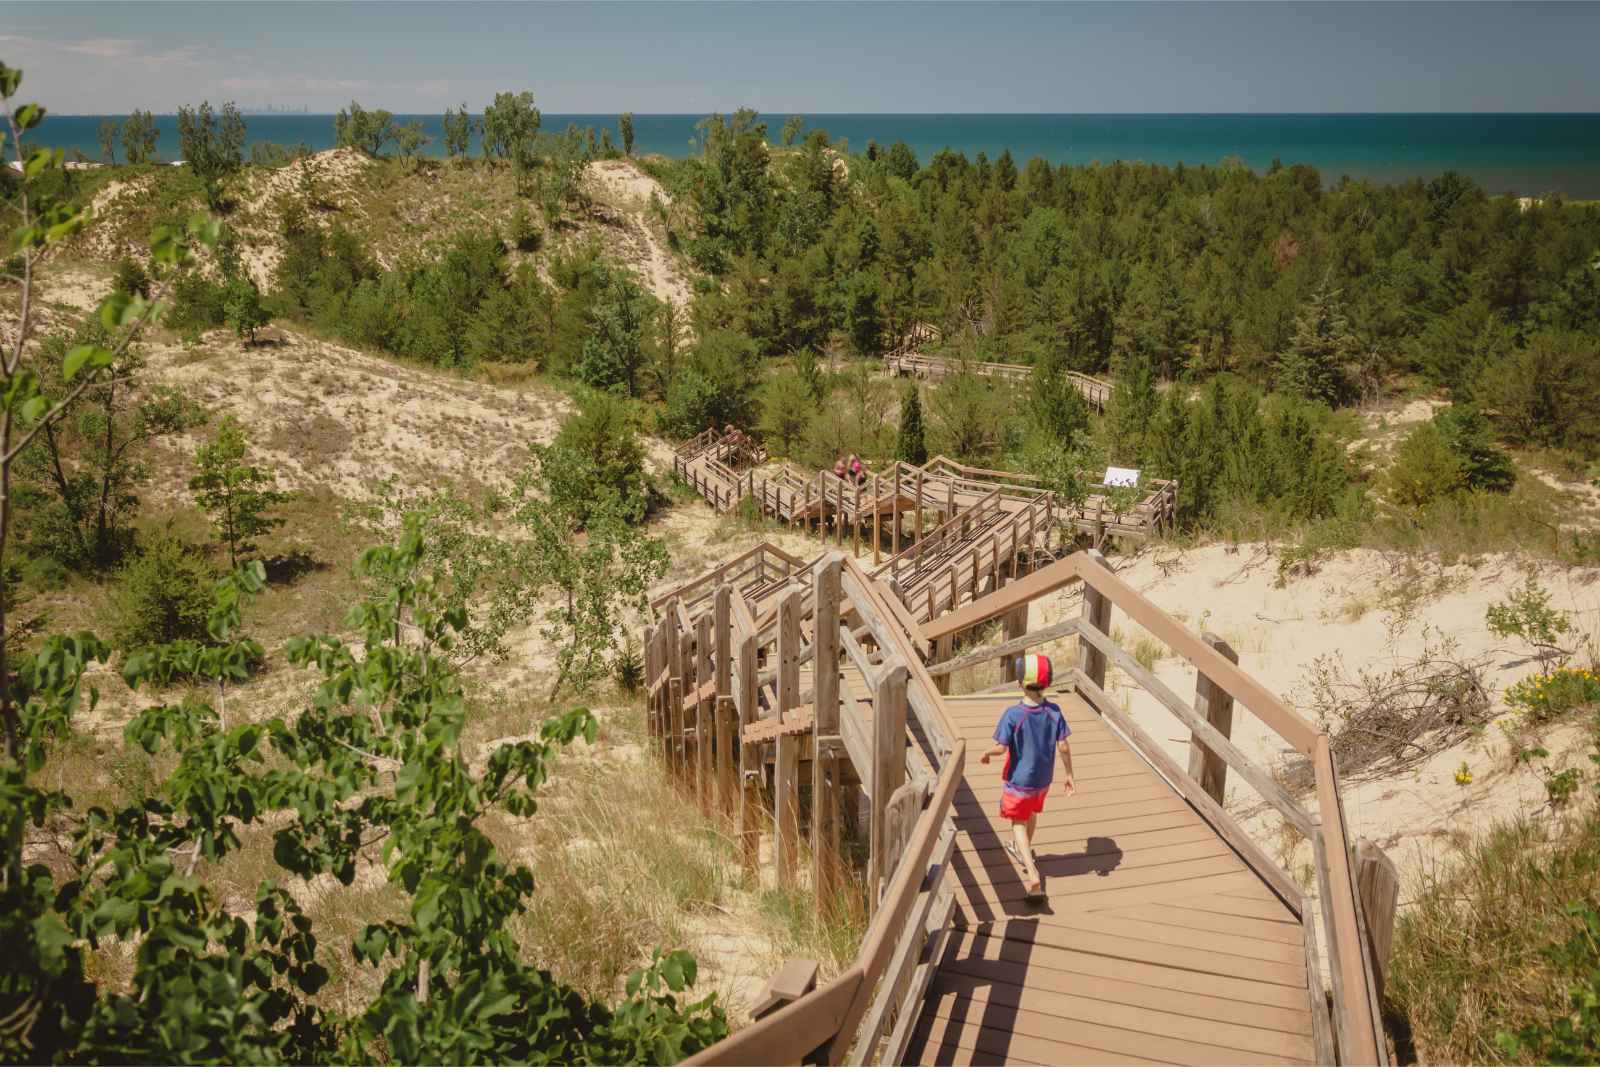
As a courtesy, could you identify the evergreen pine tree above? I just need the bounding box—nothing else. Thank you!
[1275,277,1356,405]
[896,382,928,466]
[1103,353,1159,466]
[1027,360,1091,444]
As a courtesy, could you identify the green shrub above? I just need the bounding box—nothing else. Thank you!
[110,537,216,647]
[1475,329,1600,458]
[536,391,652,527]
[1385,422,1465,511]
[1487,574,1575,666]
[508,203,540,252]
[112,257,150,299]
[659,329,759,439]
[1436,404,1516,493]
[164,270,229,335]
[1388,796,1600,1064]
[1497,902,1600,1063]
[1505,667,1600,724]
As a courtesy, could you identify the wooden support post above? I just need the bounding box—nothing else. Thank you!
[1078,548,1112,690]
[667,677,684,782]
[1355,839,1400,1004]
[891,463,901,558]
[683,630,699,789]
[664,604,682,761]
[1187,633,1239,805]
[811,558,843,914]
[868,664,909,910]
[774,589,803,889]
[838,476,851,547]
[914,470,924,544]
[714,586,735,815]
[946,476,955,521]
[932,637,953,695]
[1001,600,1026,682]
[736,626,761,881]
[696,613,713,812]
[852,482,861,558]
[871,473,881,565]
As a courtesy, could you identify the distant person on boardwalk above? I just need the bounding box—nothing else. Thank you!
[833,457,848,481]
[980,654,1074,901]
[848,454,866,486]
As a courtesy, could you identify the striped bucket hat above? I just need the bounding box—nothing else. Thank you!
[1016,653,1052,689]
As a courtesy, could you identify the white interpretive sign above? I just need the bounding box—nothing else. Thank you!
[1103,467,1140,487]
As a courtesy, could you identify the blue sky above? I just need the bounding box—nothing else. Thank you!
[4,1,1597,115]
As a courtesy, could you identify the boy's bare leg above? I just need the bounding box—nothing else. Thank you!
[1012,820,1040,889]
[1025,813,1038,856]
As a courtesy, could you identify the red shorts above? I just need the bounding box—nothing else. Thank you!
[999,785,1049,822]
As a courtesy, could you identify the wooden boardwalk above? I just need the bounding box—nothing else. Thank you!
[886,351,1112,411]
[673,433,1178,544]
[653,541,1386,1065]
[880,323,1114,411]
[906,692,1316,1066]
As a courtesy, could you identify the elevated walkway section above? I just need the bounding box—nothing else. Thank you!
[647,470,1384,1066]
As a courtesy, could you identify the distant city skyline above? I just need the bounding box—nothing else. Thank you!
[3,1,1596,116]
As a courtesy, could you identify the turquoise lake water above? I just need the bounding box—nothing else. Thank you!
[33,113,1600,199]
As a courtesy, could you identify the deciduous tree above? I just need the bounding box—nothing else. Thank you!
[441,102,474,158]
[333,100,394,156]
[96,118,118,164]
[121,109,158,163]
[189,415,288,567]
[176,100,245,209]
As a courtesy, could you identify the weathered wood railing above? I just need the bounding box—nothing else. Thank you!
[650,542,810,614]
[878,492,1055,630]
[885,352,1112,410]
[647,553,969,1066]
[920,550,1388,1065]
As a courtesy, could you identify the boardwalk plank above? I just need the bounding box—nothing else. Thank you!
[1098,901,1304,944]
[908,1012,1174,1066]
[926,974,1317,1059]
[941,928,1311,1012]
[920,998,1313,1066]
[938,948,1312,1034]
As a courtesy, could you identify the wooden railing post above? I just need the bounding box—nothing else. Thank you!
[775,588,803,888]
[714,585,735,815]
[914,469,925,545]
[1187,633,1239,805]
[868,663,909,909]
[853,481,862,557]
[1078,549,1112,689]
[1356,838,1400,1004]
[812,558,843,914]
[735,622,761,881]
[871,473,881,565]
[696,612,714,811]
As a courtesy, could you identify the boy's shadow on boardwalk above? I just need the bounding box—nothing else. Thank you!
[1036,835,1124,883]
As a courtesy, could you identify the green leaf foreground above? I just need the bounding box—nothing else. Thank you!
[0,59,723,1064]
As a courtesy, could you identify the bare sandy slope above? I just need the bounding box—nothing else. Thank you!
[1012,543,1600,885]
[582,159,696,310]
[144,329,568,502]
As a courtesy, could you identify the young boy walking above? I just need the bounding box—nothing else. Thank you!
[979,654,1074,901]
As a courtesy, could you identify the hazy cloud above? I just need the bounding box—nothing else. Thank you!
[61,38,138,59]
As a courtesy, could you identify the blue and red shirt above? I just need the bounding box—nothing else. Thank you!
[993,700,1070,791]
